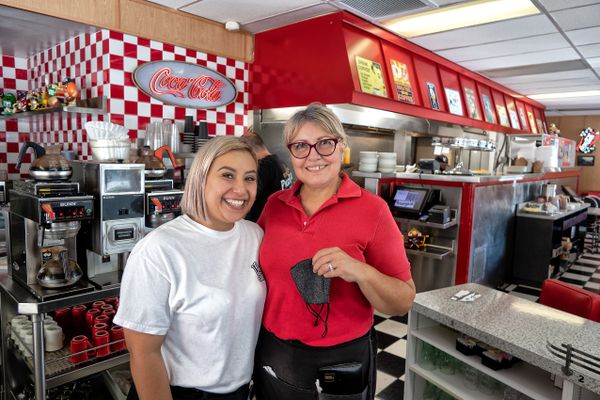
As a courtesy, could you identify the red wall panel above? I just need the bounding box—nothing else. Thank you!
[343,25,390,99]
[414,56,446,112]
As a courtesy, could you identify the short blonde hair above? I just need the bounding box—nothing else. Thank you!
[284,103,347,145]
[181,136,257,222]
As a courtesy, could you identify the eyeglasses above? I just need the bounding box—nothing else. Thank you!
[287,138,341,159]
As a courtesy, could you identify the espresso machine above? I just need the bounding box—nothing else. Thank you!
[72,161,145,288]
[7,180,95,300]
[144,179,183,229]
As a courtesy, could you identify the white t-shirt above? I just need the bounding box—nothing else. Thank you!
[113,215,266,393]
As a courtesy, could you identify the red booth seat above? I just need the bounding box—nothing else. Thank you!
[539,279,600,323]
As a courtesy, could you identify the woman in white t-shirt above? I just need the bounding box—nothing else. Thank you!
[113,137,266,400]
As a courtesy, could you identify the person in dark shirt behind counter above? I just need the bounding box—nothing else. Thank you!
[242,130,293,222]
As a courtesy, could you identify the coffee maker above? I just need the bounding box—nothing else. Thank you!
[144,179,183,229]
[7,180,95,300]
[72,161,145,288]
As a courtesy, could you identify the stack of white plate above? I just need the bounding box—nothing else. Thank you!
[358,151,378,172]
[378,152,397,173]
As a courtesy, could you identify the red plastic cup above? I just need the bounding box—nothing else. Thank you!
[93,322,109,337]
[69,335,94,363]
[93,330,111,358]
[104,297,119,307]
[53,308,71,331]
[71,305,87,334]
[100,304,113,312]
[94,315,110,326]
[102,310,116,324]
[110,325,126,352]
[91,301,106,310]
[86,309,101,332]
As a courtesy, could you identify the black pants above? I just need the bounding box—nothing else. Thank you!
[253,327,377,400]
[127,383,250,400]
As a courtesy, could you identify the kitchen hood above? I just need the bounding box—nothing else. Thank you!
[252,11,547,136]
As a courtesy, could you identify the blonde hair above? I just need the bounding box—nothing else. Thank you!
[180,136,257,222]
[284,103,347,145]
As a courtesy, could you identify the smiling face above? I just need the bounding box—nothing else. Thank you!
[202,150,257,231]
[289,121,344,192]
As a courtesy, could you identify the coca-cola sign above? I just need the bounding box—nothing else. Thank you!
[132,61,237,109]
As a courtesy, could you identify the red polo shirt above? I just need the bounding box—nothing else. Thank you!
[257,173,412,346]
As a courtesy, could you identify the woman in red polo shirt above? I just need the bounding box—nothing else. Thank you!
[254,103,415,400]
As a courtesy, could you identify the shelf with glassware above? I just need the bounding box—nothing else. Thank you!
[0,275,129,399]
[0,97,106,120]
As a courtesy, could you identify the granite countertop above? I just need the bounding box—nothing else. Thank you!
[413,283,600,394]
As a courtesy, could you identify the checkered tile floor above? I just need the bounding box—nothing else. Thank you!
[373,312,408,400]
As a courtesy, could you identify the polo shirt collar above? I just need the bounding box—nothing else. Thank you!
[276,173,362,209]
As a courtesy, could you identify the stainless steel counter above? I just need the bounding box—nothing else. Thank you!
[395,172,542,183]
[516,202,590,220]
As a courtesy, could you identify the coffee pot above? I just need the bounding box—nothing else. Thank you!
[135,146,166,179]
[37,247,83,288]
[16,142,72,181]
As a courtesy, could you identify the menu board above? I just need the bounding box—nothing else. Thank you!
[390,59,414,104]
[356,56,387,97]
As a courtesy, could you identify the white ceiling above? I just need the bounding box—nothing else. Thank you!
[147,0,600,116]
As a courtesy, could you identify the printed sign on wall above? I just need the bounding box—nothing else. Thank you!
[132,61,238,109]
[390,60,414,104]
[464,88,480,120]
[356,56,387,97]
[444,88,463,116]
[426,82,440,110]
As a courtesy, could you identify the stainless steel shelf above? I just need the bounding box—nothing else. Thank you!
[46,353,130,389]
[395,216,458,229]
[0,97,106,120]
[405,244,453,260]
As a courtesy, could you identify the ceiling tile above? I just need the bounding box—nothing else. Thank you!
[550,4,600,31]
[437,33,568,62]
[146,0,194,9]
[244,3,337,33]
[588,56,600,67]
[565,26,600,46]
[508,78,600,91]
[578,43,600,57]
[180,0,322,24]
[459,48,580,70]
[523,83,600,95]
[537,0,600,12]
[408,14,556,51]
[494,69,597,85]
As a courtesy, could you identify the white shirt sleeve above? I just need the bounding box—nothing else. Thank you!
[113,250,172,335]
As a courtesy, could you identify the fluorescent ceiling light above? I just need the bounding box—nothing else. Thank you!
[528,90,600,100]
[385,0,539,37]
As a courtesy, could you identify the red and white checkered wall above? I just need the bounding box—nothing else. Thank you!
[0,30,250,180]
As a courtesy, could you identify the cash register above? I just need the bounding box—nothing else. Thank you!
[390,187,435,219]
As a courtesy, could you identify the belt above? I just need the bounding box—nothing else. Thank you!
[170,383,249,399]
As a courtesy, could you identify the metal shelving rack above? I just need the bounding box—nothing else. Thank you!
[0,274,128,400]
[0,97,106,120]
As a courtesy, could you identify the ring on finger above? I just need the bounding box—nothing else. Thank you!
[328,263,334,272]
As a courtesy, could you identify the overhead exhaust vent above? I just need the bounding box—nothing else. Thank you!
[335,0,438,20]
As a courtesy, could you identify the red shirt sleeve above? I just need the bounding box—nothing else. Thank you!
[364,204,412,281]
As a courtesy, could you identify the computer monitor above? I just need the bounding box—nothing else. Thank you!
[391,187,431,215]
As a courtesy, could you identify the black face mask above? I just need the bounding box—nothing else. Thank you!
[290,258,331,337]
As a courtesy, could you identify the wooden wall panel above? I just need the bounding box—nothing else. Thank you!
[547,115,600,193]
[0,0,253,62]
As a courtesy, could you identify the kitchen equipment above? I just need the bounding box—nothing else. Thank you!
[72,161,145,288]
[144,179,183,229]
[135,146,166,179]
[542,183,557,200]
[428,205,451,224]
[6,180,95,300]
[16,142,72,181]
[507,134,576,172]
[154,145,184,184]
